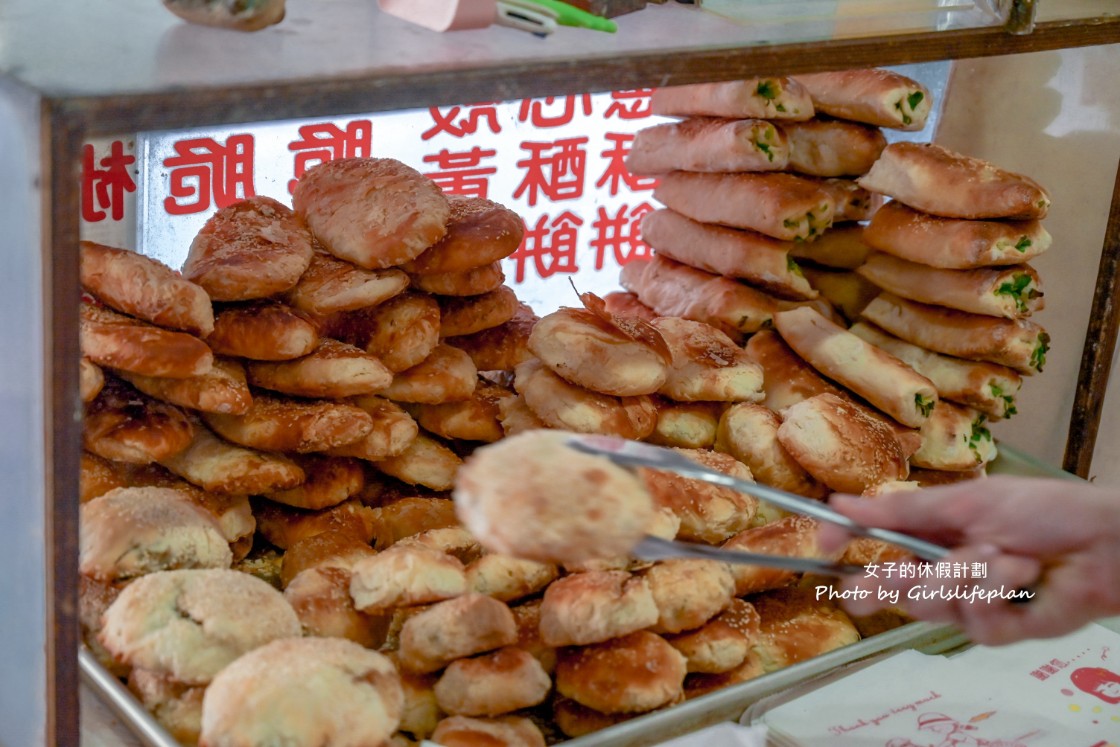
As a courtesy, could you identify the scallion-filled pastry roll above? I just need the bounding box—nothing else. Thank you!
[849,321,1022,419]
[780,118,887,177]
[792,68,932,130]
[910,400,997,472]
[641,208,816,300]
[860,293,1050,375]
[653,171,835,242]
[857,142,1051,220]
[626,117,789,175]
[856,252,1043,318]
[863,200,1051,269]
[773,305,938,428]
[651,77,814,120]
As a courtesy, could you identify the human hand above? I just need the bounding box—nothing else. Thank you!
[818,475,1120,645]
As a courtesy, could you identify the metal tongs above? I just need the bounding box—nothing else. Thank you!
[566,434,951,577]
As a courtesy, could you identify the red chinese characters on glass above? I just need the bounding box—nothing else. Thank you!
[514,138,588,207]
[591,202,655,271]
[597,132,658,196]
[517,95,593,128]
[507,211,582,284]
[287,120,372,194]
[423,147,498,199]
[81,141,136,223]
[163,134,256,216]
[603,89,654,121]
[422,103,503,141]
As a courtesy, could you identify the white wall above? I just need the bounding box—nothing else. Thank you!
[935,45,1120,484]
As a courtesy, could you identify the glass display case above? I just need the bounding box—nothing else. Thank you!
[1,1,1118,744]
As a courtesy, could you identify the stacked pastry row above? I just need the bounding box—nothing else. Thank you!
[77,156,867,747]
[616,69,928,342]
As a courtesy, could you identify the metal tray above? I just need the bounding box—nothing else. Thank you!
[79,444,1070,747]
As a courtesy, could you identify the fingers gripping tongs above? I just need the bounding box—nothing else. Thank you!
[565,434,951,577]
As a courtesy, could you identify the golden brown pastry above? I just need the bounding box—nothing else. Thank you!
[127,668,205,745]
[413,378,514,443]
[381,343,478,404]
[638,448,758,544]
[509,599,556,675]
[465,553,558,603]
[367,496,461,550]
[444,303,538,372]
[514,359,658,439]
[850,321,1022,419]
[83,377,195,464]
[911,400,997,472]
[198,637,403,747]
[372,432,462,491]
[774,305,938,428]
[253,498,376,550]
[780,117,888,177]
[642,209,815,300]
[454,429,654,565]
[437,285,519,338]
[651,76,814,120]
[397,593,519,674]
[776,393,909,493]
[411,261,505,297]
[494,393,548,437]
[320,292,441,374]
[857,142,1051,220]
[263,454,365,511]
[799,265,881,323]
[860,292,1050,375]
[862,199,1051,269]
[647,399,722,449]
[401,195,525,275]
[788,221,872,270]
[349,544,468,613]
[857,252,1043,318]
[528,306,670,397]
[80,301,213,379]
[293,157,450,269]
[433,647,551,717]
[792,68,932,130]
[619,256,778,341]
[430,715,546,747]
[79,357,106,403]
[182,195,314,301]
[100,568,300,685]
[540,570,659,647]
[664,598,760,675]
[626,117,790,175]
[207,299,319,361]
[722,515,830,596]
[684,649,766,699]
[117,357,252,415]
[79,450,126,503]
[246,338,393,399]
[279,527,378,588]
[80,486,232,581]
[652,316,765,402]
[202,393,372,453]
[162,0,285,31]
[555,631,687,714]
[390,653,442,741]
[551,697,639,739]
[158,418,305,495]
[284,249,409,316]
[283,565,390,648]
[813,176,884,222]
[81,240,214,336]
[640,559,735,635]
[326,395,419,462]
[654,171,835,241]
[751,587,861,671]
[602,290,658,322]
[715,402,828,499]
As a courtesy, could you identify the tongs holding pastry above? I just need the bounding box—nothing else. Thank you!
[565,434,951,574]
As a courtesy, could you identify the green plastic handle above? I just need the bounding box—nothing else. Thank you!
[525,0,618,32]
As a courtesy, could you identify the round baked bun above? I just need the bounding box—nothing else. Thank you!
[453,429,655,564]
[293,157,450,270]
[99,569,301,685]
[80,486,232,582]
[554,630,687,714]
[199,637,403,747]
[430,715,546,747]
